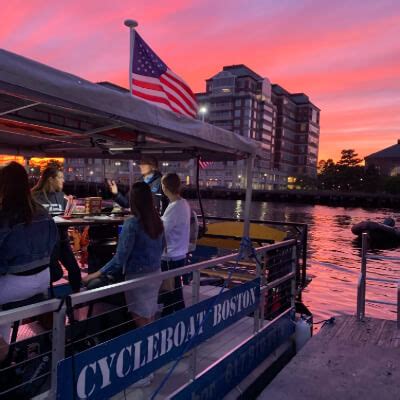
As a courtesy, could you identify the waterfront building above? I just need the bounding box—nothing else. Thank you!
[271,85,320,178]
[364,140,400,176]
[195,65,320,189]
[196,65,280,189]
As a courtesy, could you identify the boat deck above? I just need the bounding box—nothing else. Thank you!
[110,284,254,400]
[258,315,400,400]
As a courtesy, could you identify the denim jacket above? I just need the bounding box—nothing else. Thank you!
[0,209,58,275]
[100,216,163,276]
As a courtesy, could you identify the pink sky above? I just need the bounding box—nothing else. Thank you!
[2,0,399,161]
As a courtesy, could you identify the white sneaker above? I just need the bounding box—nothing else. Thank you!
[131,373,154,389]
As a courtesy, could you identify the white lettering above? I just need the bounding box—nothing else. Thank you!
[147,332,160,363]
[213,303,222,326]
[97,353,116,389]
[116,346,132,378]
[222,300,229,320]
[77,362,97,399]
[174,321,186,347]
[185,315,196,342]
[250,287,255,305]
[243,291,250,308]
[133,340,146,371]
[230,296,237,317]
[237,293,243,313]
[160,327,174,356]
[196,311,206,334]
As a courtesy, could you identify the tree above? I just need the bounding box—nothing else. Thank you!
[317,159,339,190]
[337,149,362,167]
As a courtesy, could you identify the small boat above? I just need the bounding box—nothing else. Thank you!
[351,218,400,245]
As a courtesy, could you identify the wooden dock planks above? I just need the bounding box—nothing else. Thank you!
[258,315,400,400]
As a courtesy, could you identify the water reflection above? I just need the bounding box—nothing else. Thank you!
[189,199,400,322]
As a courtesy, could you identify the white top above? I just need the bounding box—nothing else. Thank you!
[161,198,191,260]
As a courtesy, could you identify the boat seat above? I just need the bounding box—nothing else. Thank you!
[1,293,46,344]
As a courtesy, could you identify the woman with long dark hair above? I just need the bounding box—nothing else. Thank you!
[84,182,164,327]
[0,162,58,344]
[32,167,82,292]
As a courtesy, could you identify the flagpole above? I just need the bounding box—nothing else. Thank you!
[124,19,138,95]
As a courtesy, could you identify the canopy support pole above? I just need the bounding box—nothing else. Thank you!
[242,154,255,239]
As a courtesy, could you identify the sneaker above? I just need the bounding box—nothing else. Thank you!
[131,373,154,389]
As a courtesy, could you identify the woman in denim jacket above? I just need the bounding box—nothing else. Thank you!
[84,182,164,328]
[0,162,58,352]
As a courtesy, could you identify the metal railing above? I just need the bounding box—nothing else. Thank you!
[205,216,308,289]
[0,239,298,399]
[356,232,400,328]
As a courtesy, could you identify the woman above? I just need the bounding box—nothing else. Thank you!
[0,162,58,343]
[83,182,164,327]
[32,167,82,292]
[159,173,191,316]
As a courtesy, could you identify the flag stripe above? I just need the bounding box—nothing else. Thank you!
[160,75,197,114]
[132,84,193,117]
[163,70,197,109]
[132,88,184,115]
[160,81,197,117]
[133,76,196,117]
[165,70,197,104]
[199,158,213,169]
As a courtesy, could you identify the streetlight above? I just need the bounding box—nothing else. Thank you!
[198,106,208,122]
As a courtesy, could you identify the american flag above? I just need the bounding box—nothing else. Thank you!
[131,32,198,118]
[199,158,213,169]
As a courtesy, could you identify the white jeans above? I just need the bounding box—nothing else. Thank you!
[0,268,50,342]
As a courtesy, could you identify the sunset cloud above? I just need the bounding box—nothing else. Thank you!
[1,0,399,161]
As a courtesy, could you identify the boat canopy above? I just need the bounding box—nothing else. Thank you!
[0,49,262,161]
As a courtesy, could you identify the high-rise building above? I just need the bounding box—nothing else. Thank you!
[196,65,282,189]
[271,85,320,178]
[195,65,320,188]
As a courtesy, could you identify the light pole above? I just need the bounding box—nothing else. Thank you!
[199,106,208,122]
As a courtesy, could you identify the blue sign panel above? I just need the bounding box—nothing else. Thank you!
[57,278,260,400]
[171,310,295,400]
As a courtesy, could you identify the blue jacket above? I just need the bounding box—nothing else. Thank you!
[101,216,163,276]
[0,208,58,275]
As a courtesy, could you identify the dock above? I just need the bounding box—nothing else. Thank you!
[258,315,400,400]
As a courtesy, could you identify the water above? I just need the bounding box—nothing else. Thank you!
[189,199,400,322]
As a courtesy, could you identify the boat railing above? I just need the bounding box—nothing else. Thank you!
[0,239,298,400]
[204,215,308,289]
[357,232,400,328]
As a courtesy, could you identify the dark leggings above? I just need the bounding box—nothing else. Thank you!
[50,236,82,293]
[159,258,186,316]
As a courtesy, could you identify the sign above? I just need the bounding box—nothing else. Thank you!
[171,310,295,400]
[57,278,260,400]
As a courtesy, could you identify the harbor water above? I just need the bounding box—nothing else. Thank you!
[189,199,400,322]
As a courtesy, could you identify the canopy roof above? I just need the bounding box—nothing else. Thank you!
[0,49,261,161]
